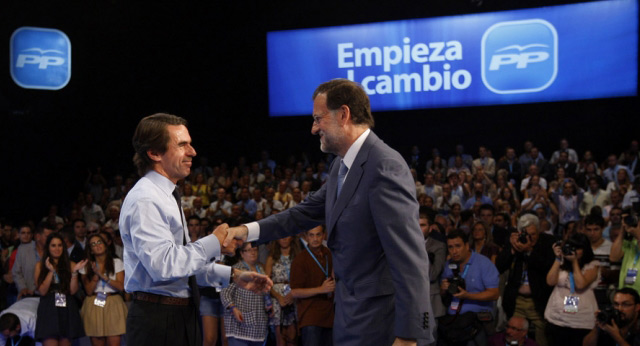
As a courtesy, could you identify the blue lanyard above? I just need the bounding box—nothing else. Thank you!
[11,336,23,346]
[633,251,640,268]
[460,260,471,279]
[569,272,575,295]
[241,261,263,274]
[305,246,329,278]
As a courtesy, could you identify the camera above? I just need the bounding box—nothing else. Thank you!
[517,231,529,244]
[623,211,638,228]
[597,307,621,325]
[562,243,576,256]
[447,263,466,295]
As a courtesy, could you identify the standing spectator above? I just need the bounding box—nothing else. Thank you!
[607,168,633,194]
[472,146,496,179]
[290,226,334,346]
[13,223,53,300]
[221,242,270,346]
[544,233,599,345]
[435,183,461,215]
[419,211,446,345]
[463,182,493,210]
[619,140,639,178]
[265,237,300,346]
[584,214,614,308]
[82,193,105,225]
[610,209,640,292]
[72,219,88,251]
[549,138,578,165]
[552,179,584,229]
[580,177,610,217]
[34,233,87,344]
[496,214,555,346]
[470,222,500,264]
[497,147,523,185]
[80,233,127,346]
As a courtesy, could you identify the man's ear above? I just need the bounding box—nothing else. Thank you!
[146,150,162,163]
[338,105,351,126]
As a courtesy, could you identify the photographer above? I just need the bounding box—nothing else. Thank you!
[582,288,640,346]
[496,214,556,346]
[610,207,640,292]
[544,233,599,345]
[439,230,499,345]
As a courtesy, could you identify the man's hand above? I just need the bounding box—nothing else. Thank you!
[233,269,273,293]
[452,286,468,299]
[320,277,335,294]
[213,223,237,255]
[392,337,417,346]
[223,226,249,249]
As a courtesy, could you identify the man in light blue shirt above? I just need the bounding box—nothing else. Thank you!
[120,113,271,346]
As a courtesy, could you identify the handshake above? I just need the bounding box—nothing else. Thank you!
[212,224,250,255]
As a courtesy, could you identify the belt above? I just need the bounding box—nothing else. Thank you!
[133,291,191,306]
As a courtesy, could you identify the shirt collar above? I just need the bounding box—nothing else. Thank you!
[341,128,370,170]
[145,170,177,198]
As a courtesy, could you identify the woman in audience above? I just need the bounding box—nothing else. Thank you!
[495,187,521,216]
[265,237,300,346]
[447,203,462,229]
[34,233,87,346]
[552,178,584,231]
[221,242,270,346]
[192,172,212,208]
[544,233,599,346]
[548,166,566,194]
[80,233,127,346]
[426,155,447,179]
[606,168,633,194]
[469,222,499,264]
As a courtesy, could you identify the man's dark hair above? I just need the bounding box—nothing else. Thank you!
[616,287,640,304]
[446,229,469,243]
[460,210,474,224]
[584,214,605,228]
[187,215,201,223]
[59,228,75,244]
[495,212,510,222]
[479,204,495,214]
[72,218,86,228]
[312,79,374,128]
[35,221,54,235]
[419,206,436,224]
[0,313,20,332]
[132,113,188,176]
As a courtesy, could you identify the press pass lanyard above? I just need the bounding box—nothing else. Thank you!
[305,246,329,278]
[569,272,576,295]
[242,261,263,274]
[11,336,23,346]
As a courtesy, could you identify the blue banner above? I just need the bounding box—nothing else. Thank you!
[267,0,638,116]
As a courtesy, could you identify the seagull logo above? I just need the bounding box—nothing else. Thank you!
[495,44,549,52]
[21,47,65,55]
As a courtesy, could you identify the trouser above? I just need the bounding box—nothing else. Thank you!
[513,295,547,346]
[126,299,201,346]
[301,326,333,346]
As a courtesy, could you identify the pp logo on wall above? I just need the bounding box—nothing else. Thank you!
[10,27,71,90]
[481,19,557,94]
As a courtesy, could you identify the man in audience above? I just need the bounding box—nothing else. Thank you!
[420,210,446,345]
[622,180,640,209]
[103,205,120,231]
[61,228,86,263]
[208,188,232,219]
[521,165,548,193]
[581,177,611,217]
[290,226,335,346]
[191,197,207,219]
[553,151,577,179]
[72,218,88,251]
[604,154,634,186]
[583,287,640,346]
[610,210,640,292]
[604,206,623,240]
[493,212,514,248]
[187,216,202,242]
[419,173,443,202]
[585,214,614,308]
[236,187,257,218]
[0,297,39,345]
[448,144,473,170]
[464,182,493,210]
[472,146,496,179]
[440,229,499,345]
[13,222,53,299]
[496,214,555,346]
[435,183,461,214]
[262,187,283,216]
[550,138,578,165]
[488,316,538,346]
[498,147,523,185]
[82,192,106,224]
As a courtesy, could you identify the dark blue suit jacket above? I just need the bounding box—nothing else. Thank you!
[257,131,434,344]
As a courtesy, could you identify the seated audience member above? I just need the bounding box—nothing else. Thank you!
[604,206,623,240]
[221,242,270,346]
[622,180,640,209]
[290,226,334,346]
[551,178,584,229]
[191,197,208,219]
[193,172,212,207]
[103,205,120,232]
[553,151,577,180]
[418,173,443,202]
[284,188,303,209]
[496,214,555,346]
[607,168,633,194]
[82,193,105,225]
[584,214,615,308]
[603,154,633,186]
[187,216,202,242]
[448,144,473,170]
[262,188,284,216]
[472,146,496,179]
[34,233,87,344]
[80,233,127,346]
[549,138,579,165]
[610,208,640,292]
[436,183,461,215]
[0,297,40,346]
[426,154,447,179]
[464,182,493,210]
[497,147,523,185]
[580,177,611,217]
[544,233,599,346]
[576,161,604,191]
[448,203,462,229]
[419,210,446,338]
[439,229,499,346]
[488,316,539,346]
[447,155,471,177]
[274,180,293,205]
[470,222,499,264]
[583,287,640,346]
[521,165,549,194]
[208,188,232,219]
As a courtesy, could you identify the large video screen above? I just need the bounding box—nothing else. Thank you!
[267,0,638,116]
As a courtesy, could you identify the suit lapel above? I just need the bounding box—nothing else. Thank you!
[326,132,377,237]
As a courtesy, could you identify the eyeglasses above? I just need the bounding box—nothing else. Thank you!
[90,240,104,247]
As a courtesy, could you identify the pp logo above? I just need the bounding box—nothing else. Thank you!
[10,27,71,90]
[481,19,557,94]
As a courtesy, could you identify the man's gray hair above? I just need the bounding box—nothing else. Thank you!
[517,214,540,232]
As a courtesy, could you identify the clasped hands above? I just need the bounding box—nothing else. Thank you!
[212,224,272,293]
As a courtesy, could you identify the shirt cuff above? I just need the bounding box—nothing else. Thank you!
[198,234,222,259]
[199,263,233,288]
[245,222,260,242]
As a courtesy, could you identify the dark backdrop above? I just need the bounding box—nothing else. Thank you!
[0,0,638,223]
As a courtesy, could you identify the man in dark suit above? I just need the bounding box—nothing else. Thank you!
[225,79,434,345]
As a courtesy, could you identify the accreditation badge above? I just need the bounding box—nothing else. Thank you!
[563,295,579,313]
[55,292,67,307]
[625,269,638,285]
[94,292,107,307]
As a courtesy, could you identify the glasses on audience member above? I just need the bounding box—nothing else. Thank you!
[90,240,104,247]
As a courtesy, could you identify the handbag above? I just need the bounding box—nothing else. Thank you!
[280,304,298,343]
[437,300,481,344]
